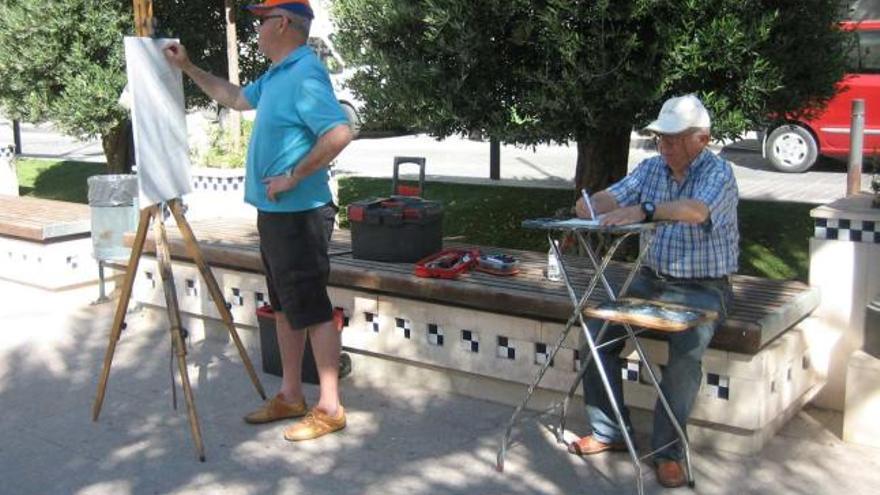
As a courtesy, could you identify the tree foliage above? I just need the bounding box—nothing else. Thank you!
[0,0,266,172]
[332,0,850,191]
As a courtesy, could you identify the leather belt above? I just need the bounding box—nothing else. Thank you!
[641,266,729,283]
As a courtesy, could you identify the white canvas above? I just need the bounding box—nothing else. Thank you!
[124,37,192,208]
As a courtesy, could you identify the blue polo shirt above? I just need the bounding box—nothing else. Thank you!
[242,45,349,212]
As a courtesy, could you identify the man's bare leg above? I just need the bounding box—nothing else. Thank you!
[276,311,307,403]
[307,319,341,415]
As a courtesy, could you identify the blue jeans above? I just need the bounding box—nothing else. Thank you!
[582,268,732,461]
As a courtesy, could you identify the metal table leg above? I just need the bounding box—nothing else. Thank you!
[497,231,632,471]
[497,223,696,494]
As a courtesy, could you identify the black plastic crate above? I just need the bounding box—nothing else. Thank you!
[255,305,351,382]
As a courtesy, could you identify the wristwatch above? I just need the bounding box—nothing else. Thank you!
[641,201,656,222]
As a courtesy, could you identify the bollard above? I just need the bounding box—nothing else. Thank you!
[12,119,21,155]
[847,99,865,196]
[490,138,501,180]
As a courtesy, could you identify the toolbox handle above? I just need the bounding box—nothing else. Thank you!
[392,156,426,197]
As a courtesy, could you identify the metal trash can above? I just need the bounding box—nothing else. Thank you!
[87,174,138,262]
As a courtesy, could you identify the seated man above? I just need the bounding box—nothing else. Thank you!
[570,94,739,488]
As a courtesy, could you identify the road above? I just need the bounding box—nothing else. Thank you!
[1,118,873,204]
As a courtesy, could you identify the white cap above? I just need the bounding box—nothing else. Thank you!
[643,94,711,134]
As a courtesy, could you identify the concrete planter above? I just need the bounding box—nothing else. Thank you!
[185,167,254,220]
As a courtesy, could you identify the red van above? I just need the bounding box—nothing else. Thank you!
[763,20,880,172]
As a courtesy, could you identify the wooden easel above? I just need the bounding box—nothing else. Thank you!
[92,1,266,462]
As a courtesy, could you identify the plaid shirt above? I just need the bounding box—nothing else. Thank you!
[607,149,739,278]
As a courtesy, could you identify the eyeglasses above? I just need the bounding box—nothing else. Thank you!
[652,131,696,148]
[259,15,284,26]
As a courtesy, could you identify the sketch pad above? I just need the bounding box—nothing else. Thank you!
[583,297,719,332]
[124,37,192,208]
[521,217,654,233]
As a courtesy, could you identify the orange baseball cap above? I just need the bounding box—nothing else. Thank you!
[246,0,313,20]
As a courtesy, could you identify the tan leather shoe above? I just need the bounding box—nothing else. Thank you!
[567,434,627,456]
[243,394,308,424]
[655,460,686,488]
[283,406,346,441]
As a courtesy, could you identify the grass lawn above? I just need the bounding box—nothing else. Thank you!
[338,177,815,282]
[16,158,105,203]
[14,158,814,282]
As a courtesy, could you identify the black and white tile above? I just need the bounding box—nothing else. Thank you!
[534,342,553,367]
[395,317,412,339]
[365,312,380,333]
[814,218,880,243]
[705,372,730,400]
[497,336,515,360]
[185,278,198,297]
[229,287,244,306]
[461,329,479,353]
[427,323,444,346]
[621,359,640,382]
[255,291,268,308]
[191,175,245,192]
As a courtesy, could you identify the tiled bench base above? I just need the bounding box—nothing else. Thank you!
[133,257,821,455]
[0,235,104,290]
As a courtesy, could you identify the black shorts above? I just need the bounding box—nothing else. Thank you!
[258,206,335,329]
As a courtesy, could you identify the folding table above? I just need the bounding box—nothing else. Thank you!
[496,217,717,494]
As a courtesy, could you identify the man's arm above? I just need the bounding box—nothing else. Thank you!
[163,42,252,111]
[600,199,709,226]
[263,124,353,201]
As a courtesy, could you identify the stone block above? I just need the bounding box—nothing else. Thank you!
[843,351,880,448]
[0,236,100,290]
[540,321,581,349]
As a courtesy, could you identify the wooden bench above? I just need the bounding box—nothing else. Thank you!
[0,195,91,241]
[0,195,99,289]
[129,217,821,455]
[136,217,818,355]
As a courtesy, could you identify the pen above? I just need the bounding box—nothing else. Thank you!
[581,188,596,219]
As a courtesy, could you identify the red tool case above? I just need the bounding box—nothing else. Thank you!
[414,249,479,279]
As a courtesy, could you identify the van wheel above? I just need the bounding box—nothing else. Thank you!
[765,124,818,173]
[340,102,362,138]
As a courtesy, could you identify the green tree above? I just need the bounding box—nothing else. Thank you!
[0,1,265,173]
[332,0,849,192]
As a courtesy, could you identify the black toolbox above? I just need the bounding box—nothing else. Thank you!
[347,157,444,262]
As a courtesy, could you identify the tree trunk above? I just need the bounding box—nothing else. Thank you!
[574,125,633,194]
[102,119,133,174]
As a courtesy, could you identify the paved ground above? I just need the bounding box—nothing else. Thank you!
[2,118,873,204]
[1,278,880,495]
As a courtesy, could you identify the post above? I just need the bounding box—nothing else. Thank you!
[133,0,154,37]
[224,0,242,153]
[11,119,21,155]
[490,138,500,180]
[848,99,865,197]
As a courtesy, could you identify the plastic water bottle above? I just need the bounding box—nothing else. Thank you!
[546,241,562,281]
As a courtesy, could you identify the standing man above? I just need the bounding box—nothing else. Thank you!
[570,94,738,488]
[163,0,352,442]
